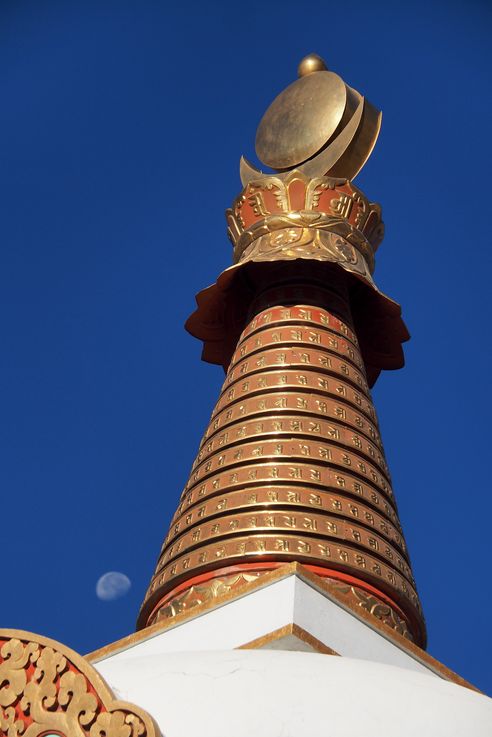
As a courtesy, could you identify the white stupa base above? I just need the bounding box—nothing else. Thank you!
[88,566,491,736]
[95,649,492,737]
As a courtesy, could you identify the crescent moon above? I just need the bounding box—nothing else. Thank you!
[240,93,373,186]
[240,156,263,186]
[299,93,364,179]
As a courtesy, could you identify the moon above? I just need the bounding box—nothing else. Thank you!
[96,571,131,601]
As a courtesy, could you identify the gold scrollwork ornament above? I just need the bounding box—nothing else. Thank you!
[0,629,162,737]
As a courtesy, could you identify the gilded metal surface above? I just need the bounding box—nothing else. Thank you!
[183,462,393,514]
[225,347,370,396]
[158,511,412,579]
[186,72,408,386]
[189,438,390,496]
[251,55,381,181]
[146,533,422,619]
[193,434,389,485]
[240,623,340,655]
[199,416,390,481]
[256,71,357,169]
[214,367,375,418]
[227,172,382,265]
[217,369,378,424]
[0,629,161,737]
[140,304,424,644]
[252,295,352,325]
[176,473,397,531]
[205,393,382,449]
[241,304,359,345]
[298,53,328,77]
[188,168,409,383]
[327,582,413,641]
[230,324,365,370]
[148,565,413,643]
[166,485,404,552]
[186,261,408,386]
[139,70,422,642]
[238,230,375,288]
[149,572,263,624]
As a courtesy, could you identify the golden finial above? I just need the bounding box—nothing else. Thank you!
[297,53,328,77]
[240,54,382,186]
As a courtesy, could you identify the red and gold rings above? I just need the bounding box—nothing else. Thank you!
[218,369,377,424]
[207,392,383,448]
[147,534,422,618]
[182,461,395,513]
[230,326,365,371]
[241,305,359,347]
[224,346,370,395]
[190,438,392,498]
[167,485,404,552]
[199,415,390,478]
[157,510,413,582]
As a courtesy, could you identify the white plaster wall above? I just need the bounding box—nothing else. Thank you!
[95,649,492,737]
[292,576,433,673]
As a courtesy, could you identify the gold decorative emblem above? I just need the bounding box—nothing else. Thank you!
[226,171,383,271]
[0,629,161,737]
[148,571,263,625]
[241,53,381,185]
[326,581,413,641]
[185,166,406,381]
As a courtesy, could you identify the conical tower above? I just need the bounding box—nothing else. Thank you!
[137,55,426,647]
[3,51,491,737]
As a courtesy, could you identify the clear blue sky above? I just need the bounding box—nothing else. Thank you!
[1,0,491,693]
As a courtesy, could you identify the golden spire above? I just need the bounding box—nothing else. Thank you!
[137,57,426,646]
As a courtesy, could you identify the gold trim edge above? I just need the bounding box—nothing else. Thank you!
[239,623,339,655]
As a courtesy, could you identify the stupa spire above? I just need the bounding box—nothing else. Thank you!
[137,56,426,646]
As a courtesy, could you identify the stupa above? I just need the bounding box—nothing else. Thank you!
[1,55,491,737]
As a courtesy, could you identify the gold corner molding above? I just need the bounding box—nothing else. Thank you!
[0,628,162,737]
[239,623,339,656]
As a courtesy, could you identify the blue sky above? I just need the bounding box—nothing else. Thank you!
[1,0,491,693]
